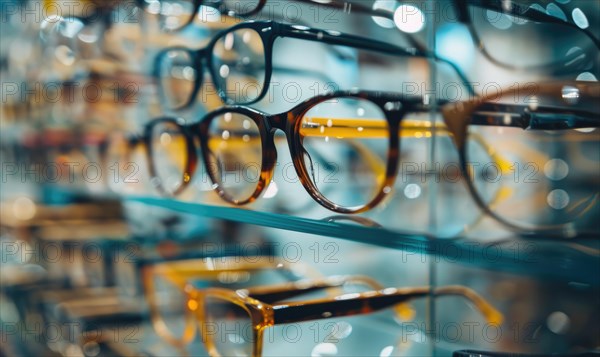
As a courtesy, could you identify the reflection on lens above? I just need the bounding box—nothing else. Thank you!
[469,4,596,68]
[299,97,389,209]
[158,0,196,31]
[206,112,262,203]
[150,121,189,195]
[158,49,197,109]
[212,28,266,104]
[465,90,599,228]
[149,272,190,342]
[204,297,253,357]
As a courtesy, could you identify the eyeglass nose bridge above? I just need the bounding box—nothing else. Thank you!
[266,113,289,132]
[254,114,280,191]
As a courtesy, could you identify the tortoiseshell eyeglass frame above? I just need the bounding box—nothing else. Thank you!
[145,81,599,236]
[188,278,503,357]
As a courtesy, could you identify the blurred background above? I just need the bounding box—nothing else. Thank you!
[1,1,598,356]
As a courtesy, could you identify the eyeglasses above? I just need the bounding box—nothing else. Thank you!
[142,255,325,346]
[153,20,472,110]
[455,0,599,72]
[103,121,513,236]
[169,276,502,357]
[143,115,510,213]
[146,81,599,234]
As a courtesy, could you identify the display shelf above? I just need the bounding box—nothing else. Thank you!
[127,196,600,285]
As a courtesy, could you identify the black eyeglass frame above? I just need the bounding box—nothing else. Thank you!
[153,20,473,110]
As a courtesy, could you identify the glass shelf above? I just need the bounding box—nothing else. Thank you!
[126,196,599,286]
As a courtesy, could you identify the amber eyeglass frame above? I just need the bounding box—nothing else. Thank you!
[142,256,406,347]
[187,278,503,357]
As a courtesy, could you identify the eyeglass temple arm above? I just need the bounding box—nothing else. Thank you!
[280,22,474,95]
[246,275,418,322]
[469,103,600,130]
[242,275,384,303]
[273,285,503,326]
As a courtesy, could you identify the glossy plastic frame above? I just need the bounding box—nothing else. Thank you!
[146,81,599,235]
[187,278,503,357]
[141,0,598,75]
[154,20,471,109]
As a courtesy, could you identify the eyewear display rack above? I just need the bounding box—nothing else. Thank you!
[1,1,598,357]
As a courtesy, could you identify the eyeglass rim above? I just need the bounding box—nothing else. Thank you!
[455,0,600,72]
